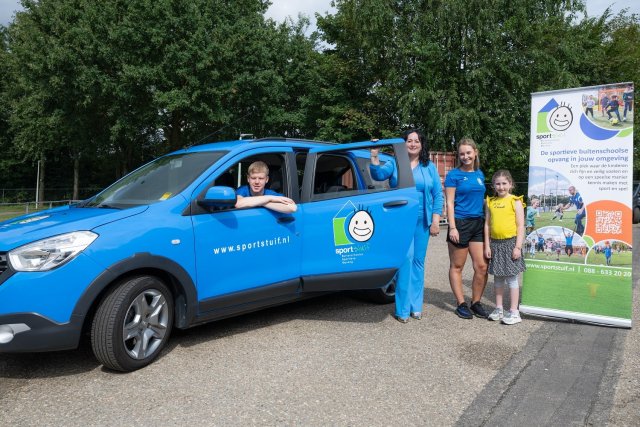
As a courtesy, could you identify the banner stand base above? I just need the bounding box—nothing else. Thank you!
[520,305,632,329]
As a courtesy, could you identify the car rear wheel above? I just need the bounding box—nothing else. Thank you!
[91,276,173,372]
[633,206,640,224]
[360,274,396,304]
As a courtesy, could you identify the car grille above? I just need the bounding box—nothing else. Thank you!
[0,252,7,275]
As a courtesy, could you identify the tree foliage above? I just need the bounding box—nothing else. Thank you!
[314,0,636,180]
[4,0,320,196]
[0,0,638,198]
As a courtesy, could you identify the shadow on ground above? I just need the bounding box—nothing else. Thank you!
[0,277,484,379]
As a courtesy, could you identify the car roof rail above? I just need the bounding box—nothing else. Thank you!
[251,137,337,145]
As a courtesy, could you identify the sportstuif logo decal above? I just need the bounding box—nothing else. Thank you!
[333,201,372,264]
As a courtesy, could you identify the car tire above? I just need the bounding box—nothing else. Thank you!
[360,275,396,304]
[634,206,640,224]
[91,275,174,372]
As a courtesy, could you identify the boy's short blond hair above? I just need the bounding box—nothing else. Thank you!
[247,161,269,176]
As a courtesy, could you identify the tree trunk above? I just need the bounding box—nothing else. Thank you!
[168,112,182,151]
[37,157,45,208]
[73,156,80,201]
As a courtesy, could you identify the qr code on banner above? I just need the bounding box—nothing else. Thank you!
[595,210,623,234]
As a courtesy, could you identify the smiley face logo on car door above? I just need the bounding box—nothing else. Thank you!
[348,207,375,242]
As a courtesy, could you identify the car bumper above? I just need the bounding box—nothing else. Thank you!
[0,313,82,352]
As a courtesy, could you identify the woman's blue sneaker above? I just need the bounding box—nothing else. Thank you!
[455,302,473,319]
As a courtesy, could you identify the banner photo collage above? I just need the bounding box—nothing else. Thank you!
[522,83,634,328]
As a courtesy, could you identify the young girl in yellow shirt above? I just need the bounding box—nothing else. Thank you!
[484,170,526,325]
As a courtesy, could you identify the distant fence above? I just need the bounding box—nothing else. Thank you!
[0,188,101,203]
[1,182,552,218]
[0,200,81,219]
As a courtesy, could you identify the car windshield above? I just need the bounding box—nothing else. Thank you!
[84,151,225,208]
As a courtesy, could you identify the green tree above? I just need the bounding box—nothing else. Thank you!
[2,0,638,198]
[6,0,317,197]
[315,0,403,141]
[0,26,29,201]
[7,0,114,200]
[599,11,640,178]
[315,0,634,181]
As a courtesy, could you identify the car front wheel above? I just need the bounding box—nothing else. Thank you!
[91,276,174,372]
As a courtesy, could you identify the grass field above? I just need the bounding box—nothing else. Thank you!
[0,206,28,222]
[522,260,633,319]
[0,213,16,222]
[530,209,579,231]
[525,250,588,264]
[586,250,633,267]
[586,109,633,131]
[0,204,52,222]
[526,247,632,266]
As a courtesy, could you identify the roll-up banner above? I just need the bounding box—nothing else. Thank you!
[522,83,634,328]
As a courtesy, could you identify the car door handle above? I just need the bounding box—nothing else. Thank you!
[278,216,295,223]
[383,200,408,208]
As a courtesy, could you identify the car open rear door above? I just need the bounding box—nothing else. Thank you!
[299,139,420,292]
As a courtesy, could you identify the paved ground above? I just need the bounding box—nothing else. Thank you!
[0,225,637,426]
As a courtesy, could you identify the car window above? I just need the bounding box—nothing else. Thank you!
[215,152,289,197]
[309,144,400,201]
[313,154,356,196]
[86,151,225,208]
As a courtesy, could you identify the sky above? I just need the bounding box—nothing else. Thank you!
[1,0,639,30]
[0,0,640,28]
[264,0,639,26]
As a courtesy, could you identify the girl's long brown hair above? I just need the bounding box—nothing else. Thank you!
[456,137,480,170]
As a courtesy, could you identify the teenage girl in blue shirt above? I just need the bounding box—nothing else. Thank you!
[370,130,444,323]
[444,138,489,319]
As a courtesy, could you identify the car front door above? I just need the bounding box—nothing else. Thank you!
[299,139,419,292]
[190,147,302,314]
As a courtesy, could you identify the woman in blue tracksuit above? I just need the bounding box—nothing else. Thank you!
[369,129,444,323]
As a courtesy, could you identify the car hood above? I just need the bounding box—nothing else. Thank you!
[0,205,148,250]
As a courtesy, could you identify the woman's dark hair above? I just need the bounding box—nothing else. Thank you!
[402,129,430,165]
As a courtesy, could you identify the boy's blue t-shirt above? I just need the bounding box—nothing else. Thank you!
[444,168,486,219]
[236,185,281,197]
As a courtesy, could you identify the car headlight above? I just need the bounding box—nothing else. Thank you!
[8,231,98,272]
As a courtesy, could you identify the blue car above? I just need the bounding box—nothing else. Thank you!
[0,138,419,371]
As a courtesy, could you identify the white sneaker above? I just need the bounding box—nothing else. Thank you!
[502,310,522,325]
[488,308,504,321]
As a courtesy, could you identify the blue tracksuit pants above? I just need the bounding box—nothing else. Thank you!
[395,216,430,318]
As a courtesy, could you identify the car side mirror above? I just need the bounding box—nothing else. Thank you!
[198,186,237,208]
